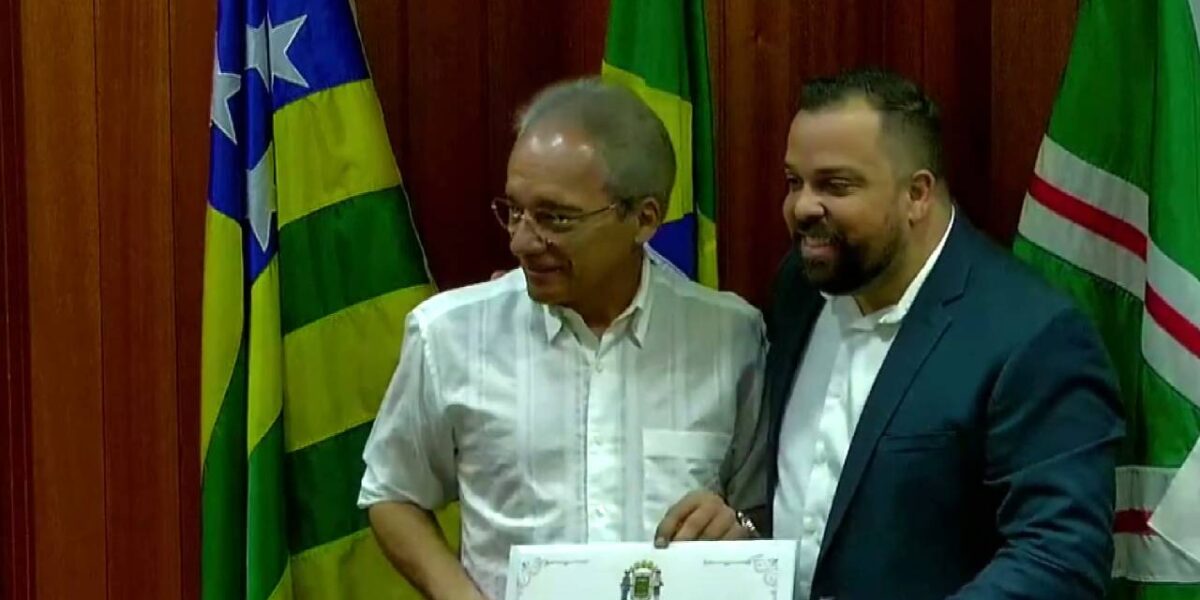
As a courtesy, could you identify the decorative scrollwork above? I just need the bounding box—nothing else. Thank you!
[702,554,780,598]
[515,557,591,595]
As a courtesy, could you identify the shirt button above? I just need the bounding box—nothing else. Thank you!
[594,362,604,372]
[594,505,607,517]
[804,515,822,534]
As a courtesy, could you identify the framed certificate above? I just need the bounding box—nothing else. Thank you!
[505,540,795,600]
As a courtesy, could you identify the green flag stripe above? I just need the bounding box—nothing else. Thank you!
[1144,361,1200,467]
[1148,0,1200,280]
[286,421,372,553]
[1110,577,1200,599]
[247,418,290,600]
[1014,235,1200,467]
[1046,0,1157,193]
[285,421,464,557]
[604,0,715,220]
[1048,1,1200,278]
[200,341,248,600]
[603,0,688,96]
[279,186,430,335]
[684,0,716,222]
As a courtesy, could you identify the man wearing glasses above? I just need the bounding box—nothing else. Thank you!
[358,78,767,600]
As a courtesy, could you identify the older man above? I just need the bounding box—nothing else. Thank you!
[358,79,766,600]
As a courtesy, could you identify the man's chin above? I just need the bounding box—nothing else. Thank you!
[526,287,566,305]
[800,262,861,296]
[523,278,568,306]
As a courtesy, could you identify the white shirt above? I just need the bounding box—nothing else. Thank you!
[774,213,954,599]
[359,257,767,600]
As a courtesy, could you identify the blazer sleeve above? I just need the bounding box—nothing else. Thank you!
[950,308,1124,600]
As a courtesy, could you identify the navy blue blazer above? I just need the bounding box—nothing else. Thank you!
[764,217,1124,599]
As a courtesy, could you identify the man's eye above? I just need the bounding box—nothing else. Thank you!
[535,213,575,229]
[826,180,854,195]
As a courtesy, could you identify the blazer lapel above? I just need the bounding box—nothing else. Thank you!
[816,218,973,562]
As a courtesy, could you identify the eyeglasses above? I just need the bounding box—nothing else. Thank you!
[491,197,623,239]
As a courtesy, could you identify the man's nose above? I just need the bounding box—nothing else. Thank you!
[509,218,546,256]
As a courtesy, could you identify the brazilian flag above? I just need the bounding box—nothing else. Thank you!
[602,0,719,287]
[200,0,450,597]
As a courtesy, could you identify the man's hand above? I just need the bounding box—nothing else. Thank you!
[654,490,749,548]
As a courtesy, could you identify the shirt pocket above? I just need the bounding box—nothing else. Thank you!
[641,428,733,536]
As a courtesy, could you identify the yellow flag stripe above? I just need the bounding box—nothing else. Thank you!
[698,212,718,288]
[290,506,462,600]
[273,80,401,228]
[265,563,294,600]
[291,528,409,598]
[201,207,245,470]
[247,260,284,454]
[282,284,435,452]
[601,62,694,222]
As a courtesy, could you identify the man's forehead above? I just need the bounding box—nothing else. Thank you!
[793,98,882,137]
[786,101,886,169]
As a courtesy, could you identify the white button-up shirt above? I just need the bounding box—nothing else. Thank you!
[774,212,954,599]
[359,257,767,599]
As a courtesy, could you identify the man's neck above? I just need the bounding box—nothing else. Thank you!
[570,252,645,335]
[853,204,952,315]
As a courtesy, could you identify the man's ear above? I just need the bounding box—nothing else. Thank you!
[633,196,664,244]
[906,169,937,222]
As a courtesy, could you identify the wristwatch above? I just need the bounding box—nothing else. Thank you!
[735,510,759,537]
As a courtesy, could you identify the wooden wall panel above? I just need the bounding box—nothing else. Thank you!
[20,0,108,595]
[357,0,407,171]
[401,3,500,290]
[95,0,182,595]
[1,0,33,596]
[922,0,993,230]
[168,0,215,597]
[990,0,1079,243]
[716,1,798,305]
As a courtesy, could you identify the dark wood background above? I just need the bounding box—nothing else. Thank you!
[1,1,1079,598]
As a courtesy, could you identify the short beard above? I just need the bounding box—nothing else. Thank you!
[796,219,904,296]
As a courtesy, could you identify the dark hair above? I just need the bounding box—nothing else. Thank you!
[799,68,943,178]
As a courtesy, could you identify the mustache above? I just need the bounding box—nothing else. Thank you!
[792,219,843,243]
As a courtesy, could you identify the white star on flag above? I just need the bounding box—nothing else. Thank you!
[247,143,277,252]
[270,15,309,89]
[245,20,270,90]
[210,50,241,143]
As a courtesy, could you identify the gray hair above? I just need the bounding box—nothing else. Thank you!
[516,78,676,215]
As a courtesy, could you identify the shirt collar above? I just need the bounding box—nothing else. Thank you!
[830,208,956,331]
[541,253,655,346]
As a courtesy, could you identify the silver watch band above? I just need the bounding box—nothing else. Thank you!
[735,510,759,536]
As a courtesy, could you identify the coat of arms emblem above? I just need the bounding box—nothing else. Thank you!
[620,560,663,600]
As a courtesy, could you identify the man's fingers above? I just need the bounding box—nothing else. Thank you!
[672,501,718,542]
[721,523,750,541]
[655,495,701,547]
[700,507,737,540]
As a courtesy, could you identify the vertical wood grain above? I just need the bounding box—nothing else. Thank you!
[94,0,181,595]
[0,0,33,594]
[169,0,216,596]
[990,0,1079,242]
[21,0,108,594]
